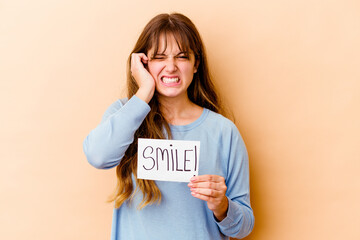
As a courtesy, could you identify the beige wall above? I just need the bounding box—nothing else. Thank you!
[1,0,359,239]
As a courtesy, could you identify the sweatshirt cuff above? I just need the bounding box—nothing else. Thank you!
[214,197,241,231]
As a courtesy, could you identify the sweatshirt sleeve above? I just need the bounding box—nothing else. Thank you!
[83,95,150,169]
[215,123,255,239]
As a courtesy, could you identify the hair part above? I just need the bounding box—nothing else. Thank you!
[109,13,226,209]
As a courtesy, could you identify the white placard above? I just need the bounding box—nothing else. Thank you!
[137,138,200,182]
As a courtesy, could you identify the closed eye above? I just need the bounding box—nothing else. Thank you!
[151,52,190,60]
[152,55,166,60]
[176,52,190,59]
[177,55,189,59]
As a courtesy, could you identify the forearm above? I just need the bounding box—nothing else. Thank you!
[216,123,254,238]
[135,85,155,103]
[83,96,150,169]
[213,197,229,222]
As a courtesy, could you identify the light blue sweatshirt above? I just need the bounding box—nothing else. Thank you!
[83,96,254,239]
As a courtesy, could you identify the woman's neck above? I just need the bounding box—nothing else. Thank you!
[158,95,203,126]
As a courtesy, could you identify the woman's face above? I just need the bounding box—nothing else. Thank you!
[147,34,198,100]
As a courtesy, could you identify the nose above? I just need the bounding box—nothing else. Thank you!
[164,57,177,72]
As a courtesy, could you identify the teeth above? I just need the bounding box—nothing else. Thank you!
[162,77,179,83]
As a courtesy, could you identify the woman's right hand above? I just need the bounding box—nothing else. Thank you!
[131,53,156,103]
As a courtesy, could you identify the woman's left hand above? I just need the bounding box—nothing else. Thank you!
[188,175,229,221]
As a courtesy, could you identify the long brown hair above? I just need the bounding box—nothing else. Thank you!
[110,13,224,209]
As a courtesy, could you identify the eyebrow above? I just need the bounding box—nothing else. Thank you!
[153,52,188,56]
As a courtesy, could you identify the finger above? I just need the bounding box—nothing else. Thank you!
[190,175,225,183]
[131,53,148,72]
[141,57,148,65]
[191,187,223,198]
[131,53,147,63]
[188,181,223,190]
[141,54,148,60]
[131,54,139,68]
[191,191,213,202]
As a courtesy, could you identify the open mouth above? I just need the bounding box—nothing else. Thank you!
[161,77,179,84]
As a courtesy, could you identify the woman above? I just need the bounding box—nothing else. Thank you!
[83,13,254,239]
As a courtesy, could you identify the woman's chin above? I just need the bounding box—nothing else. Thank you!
[156,90,187,99]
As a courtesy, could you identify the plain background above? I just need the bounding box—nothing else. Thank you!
[1,0,359,239]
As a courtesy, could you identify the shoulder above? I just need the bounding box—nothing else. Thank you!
[205,110,239,134]
[203,110,245,149]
